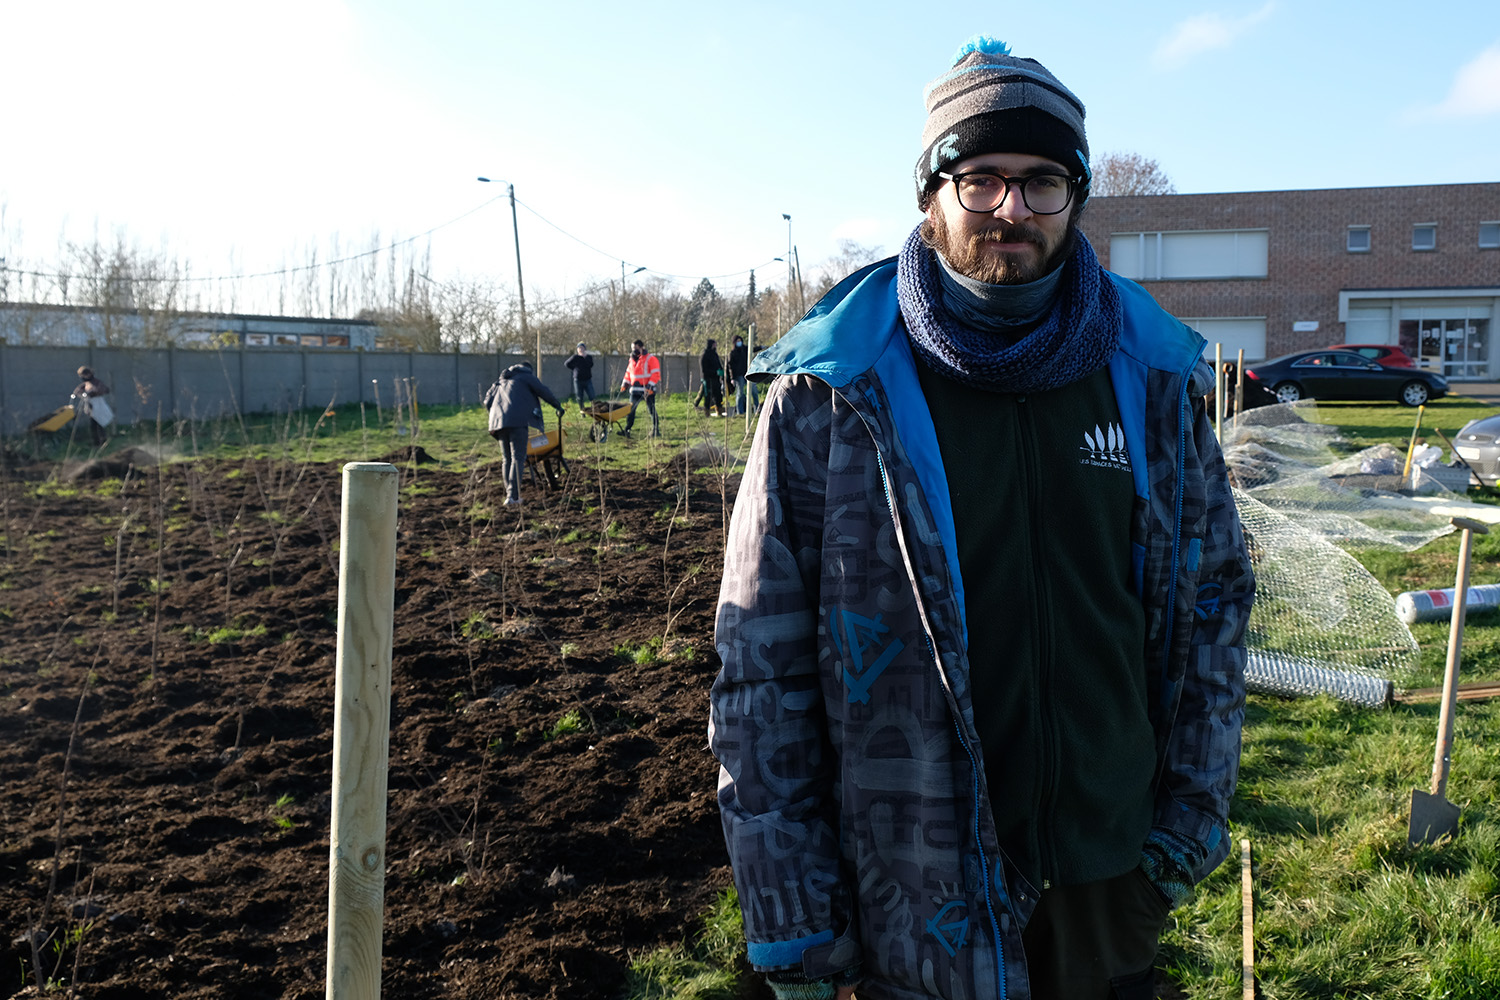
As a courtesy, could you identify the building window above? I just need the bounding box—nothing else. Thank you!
[1412,225,1437,251]
[1481,222,1500,249]
[1178,316,1268,360]
[1109,230,1269,281]
[1347,226,1371,253]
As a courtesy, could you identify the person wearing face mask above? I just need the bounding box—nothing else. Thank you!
[619,339,661,438]
[728,334,750,414]
[700,338,727,417]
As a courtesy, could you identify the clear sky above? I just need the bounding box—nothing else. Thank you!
[2,0,1498,313]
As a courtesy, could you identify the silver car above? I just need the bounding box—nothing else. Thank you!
[1453,413,1500,486]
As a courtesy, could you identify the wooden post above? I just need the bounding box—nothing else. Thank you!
[1235,348,1245,419]
[326,462,399,999]
[1215,343,1225,438]
[1241,838,1255,1000]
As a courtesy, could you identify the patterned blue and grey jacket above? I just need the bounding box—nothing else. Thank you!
[709,257,1254,1000]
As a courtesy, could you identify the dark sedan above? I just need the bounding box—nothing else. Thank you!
[1326,343,1417,368]
[1243,350,1448,406]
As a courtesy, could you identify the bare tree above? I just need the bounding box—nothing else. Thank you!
[62,234,185,346]
[806,239,886,302]
[1089,152,1177,197]
[430,275,507,352]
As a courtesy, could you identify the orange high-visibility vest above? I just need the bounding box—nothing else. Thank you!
[622,352,660,390]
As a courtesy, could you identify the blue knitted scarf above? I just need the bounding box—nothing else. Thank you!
[896,225,1122,394]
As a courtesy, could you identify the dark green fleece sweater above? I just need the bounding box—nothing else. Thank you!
[915,359,1155,890]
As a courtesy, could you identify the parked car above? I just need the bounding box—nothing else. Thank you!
[1326,344,1417,368]
[1243,350,1448,406]
[1453,413,1500,486]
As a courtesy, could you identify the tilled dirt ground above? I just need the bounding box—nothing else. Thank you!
[0,445,754,999]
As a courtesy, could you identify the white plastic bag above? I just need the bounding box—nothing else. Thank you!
[87,395,114,426]
[1410,442,1442,468]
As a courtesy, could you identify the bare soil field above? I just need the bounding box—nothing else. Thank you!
[0,446,750,998]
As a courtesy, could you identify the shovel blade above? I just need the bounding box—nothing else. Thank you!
[1408,788,1461,846]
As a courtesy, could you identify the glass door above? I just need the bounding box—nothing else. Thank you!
[1398,305,1493,379]
[1406,321,1444,372]
[1443,318,1489,379]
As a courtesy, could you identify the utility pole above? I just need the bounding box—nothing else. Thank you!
[792,245,805,316]
[478,177,533,376]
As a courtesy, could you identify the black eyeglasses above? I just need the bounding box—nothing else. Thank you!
[936,170,1080,215]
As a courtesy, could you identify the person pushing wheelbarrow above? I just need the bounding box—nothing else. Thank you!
[72,366,112,447]
[619,339,660,438]
[483,360,563,507]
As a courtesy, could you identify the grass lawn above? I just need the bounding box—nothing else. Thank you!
[630,394,1500,1000]
[21,387,1500,998]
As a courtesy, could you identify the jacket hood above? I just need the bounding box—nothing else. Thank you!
[502,362,533,379]
[750,256,1209,387]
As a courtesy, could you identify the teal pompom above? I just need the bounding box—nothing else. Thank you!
[952,35,1011,64]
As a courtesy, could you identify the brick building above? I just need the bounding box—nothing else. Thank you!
[1080,182,1500,379]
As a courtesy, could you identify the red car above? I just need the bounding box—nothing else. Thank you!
[1327,344,1416,368]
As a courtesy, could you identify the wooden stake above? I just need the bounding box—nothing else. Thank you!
[326,463,399,999]
[1241,838,1255,1000]
[1215,342,1225,438]
[1235,348,1245,418]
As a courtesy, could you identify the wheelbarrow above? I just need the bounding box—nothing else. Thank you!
[29,404,77,433]
[585,396,633,442]
[525,410,569,488]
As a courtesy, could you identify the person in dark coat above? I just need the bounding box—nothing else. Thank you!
[700,339,727,416]
[728,334,749,414]
[72,366,111,446]
[564,342,596,412]
[483,361,563,506]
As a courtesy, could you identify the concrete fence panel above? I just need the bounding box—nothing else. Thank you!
[1,344,703,436]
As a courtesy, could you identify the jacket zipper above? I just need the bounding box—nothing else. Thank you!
[1017,395,1058,882]
[1160,361,1194,715]
[849,384,1009,1000]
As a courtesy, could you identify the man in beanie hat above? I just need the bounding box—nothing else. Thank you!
[710,35,1252,1000]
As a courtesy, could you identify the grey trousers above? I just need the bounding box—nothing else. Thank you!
[495,426,528,503]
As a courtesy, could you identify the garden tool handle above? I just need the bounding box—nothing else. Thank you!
[1430,517,1490,797]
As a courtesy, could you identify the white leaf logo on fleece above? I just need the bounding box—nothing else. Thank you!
[1081,422,1130,470]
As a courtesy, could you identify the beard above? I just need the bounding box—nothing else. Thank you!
[921,209,1077,285]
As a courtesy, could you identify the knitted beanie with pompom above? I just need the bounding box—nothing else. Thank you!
[914,36,1090,206]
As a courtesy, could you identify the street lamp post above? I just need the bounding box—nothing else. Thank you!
[477,177,533,376]
[782,213,793,333]
[621,262,644,348]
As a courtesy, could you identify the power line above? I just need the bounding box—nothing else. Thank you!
[0,196,508,285]
[1,193,789,291]
[511,198,779,283]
